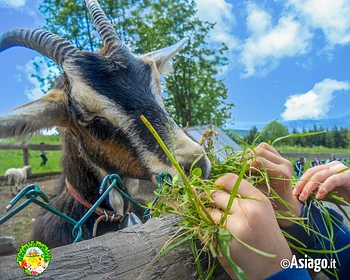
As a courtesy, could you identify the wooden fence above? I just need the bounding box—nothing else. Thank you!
[0,142,62,166]
[0,142,62,181]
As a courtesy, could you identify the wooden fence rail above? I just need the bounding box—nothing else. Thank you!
[0,142,61,166]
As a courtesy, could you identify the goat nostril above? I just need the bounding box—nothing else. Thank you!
[193,156,211,179]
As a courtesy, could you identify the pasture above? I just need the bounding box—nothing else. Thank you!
[1,135,350,178]
[0,135,62,175]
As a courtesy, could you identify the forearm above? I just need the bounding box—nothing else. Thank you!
[281,201,350,279]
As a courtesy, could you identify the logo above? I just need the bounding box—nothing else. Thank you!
[16,241,51,276]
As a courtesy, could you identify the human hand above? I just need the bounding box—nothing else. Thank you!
[249,142,301,227]
[294,161,350,203]
[211,173,292,279]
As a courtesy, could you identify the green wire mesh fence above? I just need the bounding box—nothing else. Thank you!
[0,173,172,244]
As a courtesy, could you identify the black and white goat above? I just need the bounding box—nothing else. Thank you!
[0,0,210,248]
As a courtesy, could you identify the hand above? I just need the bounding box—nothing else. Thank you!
[294,161,350,203]
[249,142,301,227]
[211,173,292,279]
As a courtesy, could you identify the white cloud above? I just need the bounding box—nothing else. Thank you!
[0,0,26,8]
[195,0,238,50]
[240,3,312,77]
[246,4,271,34]
[288,0,350,47]
[17,56,60,101]
[281,78,350,120]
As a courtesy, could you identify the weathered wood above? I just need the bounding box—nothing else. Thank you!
[0,215,228,280]
[0,144,62,151]
[23,146,29,166]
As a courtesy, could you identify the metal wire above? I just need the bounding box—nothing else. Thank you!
[143,172,173,219]
[0,173,166,244]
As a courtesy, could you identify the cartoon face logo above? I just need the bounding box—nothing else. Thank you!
[17,241,51,276]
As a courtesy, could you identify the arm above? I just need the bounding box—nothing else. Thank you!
[250,144,350,278]
[288,161,350,279]
[281,200,350,280]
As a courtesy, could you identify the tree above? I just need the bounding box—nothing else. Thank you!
[36,0,234,127]
[331,127,349,148]
[292,128,304,147]
[129,0,233,126]
[244,125,259,145]
[260,121,291,146]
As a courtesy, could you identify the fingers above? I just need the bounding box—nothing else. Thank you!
[295,168,333,201]
[251,157,290,179]
[210,208,224,223]
[316,172,350,199]
[250,143,292,178]
[212,173,265,214]
[294,161,349,201]
[255,142,281,157]
[210,190,234,213]
[215,173,261,198]
[245,142,279,160]
[294,164,330,195]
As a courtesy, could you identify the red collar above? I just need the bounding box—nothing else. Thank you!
[65,178,122,222]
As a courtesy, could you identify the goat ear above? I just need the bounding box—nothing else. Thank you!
[143,38,188,75]
[0,89,70,138]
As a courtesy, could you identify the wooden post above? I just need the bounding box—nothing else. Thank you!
[22,142,29,166]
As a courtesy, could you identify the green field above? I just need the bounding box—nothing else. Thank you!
[277,145,350,154]
[1,135,350,177]
[276,145,350,177]
[0,135,62,175]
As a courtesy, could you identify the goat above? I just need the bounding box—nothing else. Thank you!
[0,0,211,248]
[5,166,32,196]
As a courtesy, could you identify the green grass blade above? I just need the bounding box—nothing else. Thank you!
[220,161,248,224]
[218,240,248,280]
[271,131,326,146]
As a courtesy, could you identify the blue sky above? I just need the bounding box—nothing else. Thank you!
[0,0,350,131]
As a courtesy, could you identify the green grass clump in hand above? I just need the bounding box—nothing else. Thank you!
[141,117,348,280]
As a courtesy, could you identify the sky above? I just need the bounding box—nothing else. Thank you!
[0,0,349,131]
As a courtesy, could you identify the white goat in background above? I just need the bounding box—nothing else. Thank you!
[5,165,31,196]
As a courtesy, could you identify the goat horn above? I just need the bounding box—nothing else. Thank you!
[0,29,78,67]
[85,0,121,45]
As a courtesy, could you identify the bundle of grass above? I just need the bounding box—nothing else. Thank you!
[141,116,350,280]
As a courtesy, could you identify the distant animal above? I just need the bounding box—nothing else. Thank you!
[0,0,211,248]
[5,166,32,196]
